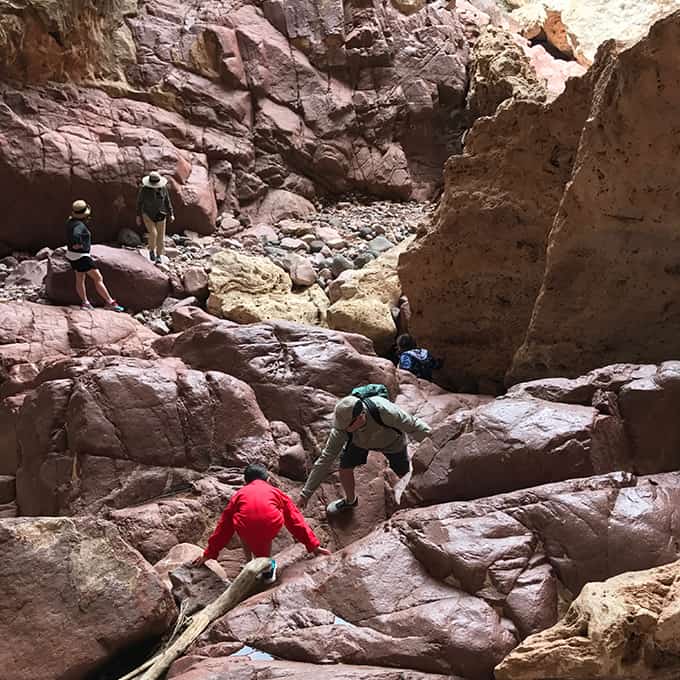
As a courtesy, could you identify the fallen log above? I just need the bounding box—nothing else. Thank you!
[121,557,272,680]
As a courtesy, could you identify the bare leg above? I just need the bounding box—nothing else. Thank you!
[339,468,357,502]
[143,214,157,256]
[87,269,115,305]
[75,271,88,304]
[156,218,167,257]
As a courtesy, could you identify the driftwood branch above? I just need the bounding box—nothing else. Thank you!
[120,557,272,680]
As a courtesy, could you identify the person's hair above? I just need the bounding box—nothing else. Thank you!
[244,463,269,484]
[397,333,416,352]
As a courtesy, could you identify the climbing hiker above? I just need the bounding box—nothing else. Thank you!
[297,385,432,514]
[65,200,124,312]
[136,170,174,264]
[193,463,330,584]
[396,333,442,381]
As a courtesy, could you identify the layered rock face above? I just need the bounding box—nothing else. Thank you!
[0,0,475,250]
[402,9,680,389]
[496,559,680,679]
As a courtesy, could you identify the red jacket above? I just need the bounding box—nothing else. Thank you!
[203,479,320,560]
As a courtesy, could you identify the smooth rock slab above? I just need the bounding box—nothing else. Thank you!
[0,516,177,680]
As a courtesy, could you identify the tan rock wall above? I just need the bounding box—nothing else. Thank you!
[510,12,680,382]
[400,70,592,391]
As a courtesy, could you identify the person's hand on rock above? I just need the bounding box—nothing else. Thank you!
[314,546,331,556]
[297,494,309,510]
[191,554,207,567]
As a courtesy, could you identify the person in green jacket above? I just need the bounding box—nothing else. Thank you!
[136,170,175,263]
[298,395,431,514]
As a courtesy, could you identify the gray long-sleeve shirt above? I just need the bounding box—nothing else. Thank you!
[301,397,431,499]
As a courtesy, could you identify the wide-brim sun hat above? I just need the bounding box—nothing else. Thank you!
[142,170,168,188]
[71,199,91,218]
[333,395,362,430]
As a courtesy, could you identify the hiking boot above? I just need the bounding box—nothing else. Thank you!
[149,251,157,262]
[80,301,94,311]
[326,496,358,515]
[259,559,277,585]
[107,300,125,312]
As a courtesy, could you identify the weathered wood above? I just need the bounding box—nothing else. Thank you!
[121,558,272,680]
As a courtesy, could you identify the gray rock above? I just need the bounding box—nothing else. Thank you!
[309,240,325,253]
[36,247,52,260]
[354,251,375,269]
[330,254,354,277]
[148,318,170,335]
[117,227,143,247]
[368,235,394,255]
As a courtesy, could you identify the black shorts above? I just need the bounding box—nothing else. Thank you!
[69,256,98,272]
[339,442,410,477]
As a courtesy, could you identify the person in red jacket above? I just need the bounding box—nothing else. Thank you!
[193,463,330,584]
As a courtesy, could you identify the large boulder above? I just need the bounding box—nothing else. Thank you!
[0,301,156,391]
[327,239,411,354]
[404,395,631,506]
[510,13,680,382]
[495,559,680,679]
[465,25,547,119]
[45,245,171,311]
[10,356,279,516]
[207,250,329,326]
[0,516,177,680]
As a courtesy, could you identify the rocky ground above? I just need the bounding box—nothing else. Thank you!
[0,197,432,338]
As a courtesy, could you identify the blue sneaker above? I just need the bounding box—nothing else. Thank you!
[259,559,277,585]
[107,300,125,313]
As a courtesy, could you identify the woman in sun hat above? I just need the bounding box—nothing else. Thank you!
[136,170,175,264]
[65,200,124,312]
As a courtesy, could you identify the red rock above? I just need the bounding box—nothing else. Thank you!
[0,301,156,389]
[45,245,171,311]
[0,516,177,680]
[405,396,631,506]
[0,475,15,503]
[255,190,316,224]
[12,356,278,515]
[167,657,458,680]
[182,266,210,300]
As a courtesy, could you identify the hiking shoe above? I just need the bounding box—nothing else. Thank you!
[259,559,277,585]
[80,301,94,310]
[148,251,157,262]
[326,496,358,515]
[107,300,125,312]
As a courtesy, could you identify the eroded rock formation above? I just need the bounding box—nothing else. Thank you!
[0,0,477,250]
[402,9,680,389]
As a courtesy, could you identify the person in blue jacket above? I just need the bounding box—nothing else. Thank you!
[396,334,441,381]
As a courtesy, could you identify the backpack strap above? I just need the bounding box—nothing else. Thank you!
[362,398,402,436]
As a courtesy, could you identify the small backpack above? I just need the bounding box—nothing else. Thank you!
[398,349,438,380]
[349,384,401,436]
